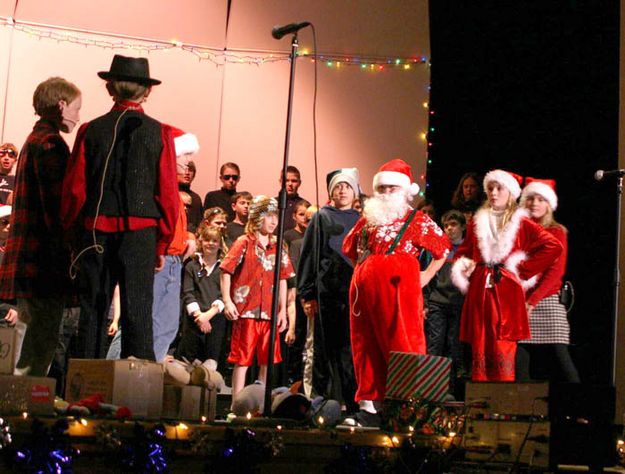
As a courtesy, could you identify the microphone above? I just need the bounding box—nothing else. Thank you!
[271,22,311,40]
[594,169,625,181]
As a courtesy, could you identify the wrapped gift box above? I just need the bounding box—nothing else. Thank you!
[385,352,451,402]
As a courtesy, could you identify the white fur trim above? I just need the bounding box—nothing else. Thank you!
[0,205,11,219]
[174,132,200,157]
[483,170,521,199]
[451,257,475,294]
[373,171,419,196]
[522,274,539,291]
[504,250,539,291]
[473,208,529,264]
[504,250,527,280]
[520,182,558,210]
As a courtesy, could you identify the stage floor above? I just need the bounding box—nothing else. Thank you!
[4,413,624,473]
[3,414,447,473]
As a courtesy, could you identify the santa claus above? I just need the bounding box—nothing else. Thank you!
[342,159,451,427]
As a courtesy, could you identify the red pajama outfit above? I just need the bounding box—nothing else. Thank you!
[220,234,294,366]
[342,210,451,402]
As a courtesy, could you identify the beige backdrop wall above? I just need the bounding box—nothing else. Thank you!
[0,0,430,204]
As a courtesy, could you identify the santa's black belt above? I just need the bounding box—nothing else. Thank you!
[478,262,503,284]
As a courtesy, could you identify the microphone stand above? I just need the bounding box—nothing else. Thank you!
[610,175,622,386]
[264,32,300,417]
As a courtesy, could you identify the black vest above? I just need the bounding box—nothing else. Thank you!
[83,110,163,219]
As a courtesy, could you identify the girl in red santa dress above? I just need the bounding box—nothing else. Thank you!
[451,170,562,382]
[515,178,580,383]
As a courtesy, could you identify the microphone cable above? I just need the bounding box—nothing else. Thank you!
[69,107,128,279]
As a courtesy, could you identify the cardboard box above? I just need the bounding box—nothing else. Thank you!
[66,359,163,419]
[0,375,55,415]
[162,384,216,421]
[385,352,451,402]
[0,327,17,374]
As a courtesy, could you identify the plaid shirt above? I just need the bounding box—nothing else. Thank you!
[0,119,72,299]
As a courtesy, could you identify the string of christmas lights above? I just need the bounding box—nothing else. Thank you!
[0,16,429,72]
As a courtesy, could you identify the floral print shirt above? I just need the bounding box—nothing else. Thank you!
[220,234,295,320]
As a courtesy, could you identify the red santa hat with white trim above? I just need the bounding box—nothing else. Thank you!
[520,177,558,210]
[372,158,420,197]
[170,126,199,171]
[0,205,11,219]
[483,169,523,199]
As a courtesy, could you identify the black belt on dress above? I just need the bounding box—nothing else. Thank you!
[477,262,503,284]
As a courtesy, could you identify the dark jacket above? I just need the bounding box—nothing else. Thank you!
[297,205,360,304]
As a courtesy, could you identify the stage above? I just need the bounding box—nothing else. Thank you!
[2,413,450,473]
[2,411,624,473]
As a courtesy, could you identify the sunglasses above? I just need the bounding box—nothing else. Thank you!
[222,174,239,181]
[0,150,17,158]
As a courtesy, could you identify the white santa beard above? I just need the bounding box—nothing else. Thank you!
[363,191,410,226]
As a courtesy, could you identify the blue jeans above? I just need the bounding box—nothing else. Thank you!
[106,328,122,360]
[152,255,182,361]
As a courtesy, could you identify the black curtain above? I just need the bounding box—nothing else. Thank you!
[428,0,619,383]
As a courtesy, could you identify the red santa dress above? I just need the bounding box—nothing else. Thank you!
[451,207,562,381]
[343,209,451,402]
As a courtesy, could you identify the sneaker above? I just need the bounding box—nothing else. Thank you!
[342,409,381,428]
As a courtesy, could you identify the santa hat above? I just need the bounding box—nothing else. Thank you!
[170,127,199,158]
[483,169,523,199]
[372,158,420,196]
[0,205,11,219]
[326,168,360,197]
[520,177,558,210]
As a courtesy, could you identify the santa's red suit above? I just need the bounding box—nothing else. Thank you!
[451,207,562,381]
[343,209,451,402]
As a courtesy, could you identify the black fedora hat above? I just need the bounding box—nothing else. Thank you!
[98,54,161,86]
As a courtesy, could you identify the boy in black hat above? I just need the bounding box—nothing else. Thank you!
[61,55,179,360]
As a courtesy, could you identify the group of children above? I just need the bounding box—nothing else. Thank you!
[0,52,578,422]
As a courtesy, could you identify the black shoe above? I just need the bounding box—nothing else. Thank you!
[343,409,381,428]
